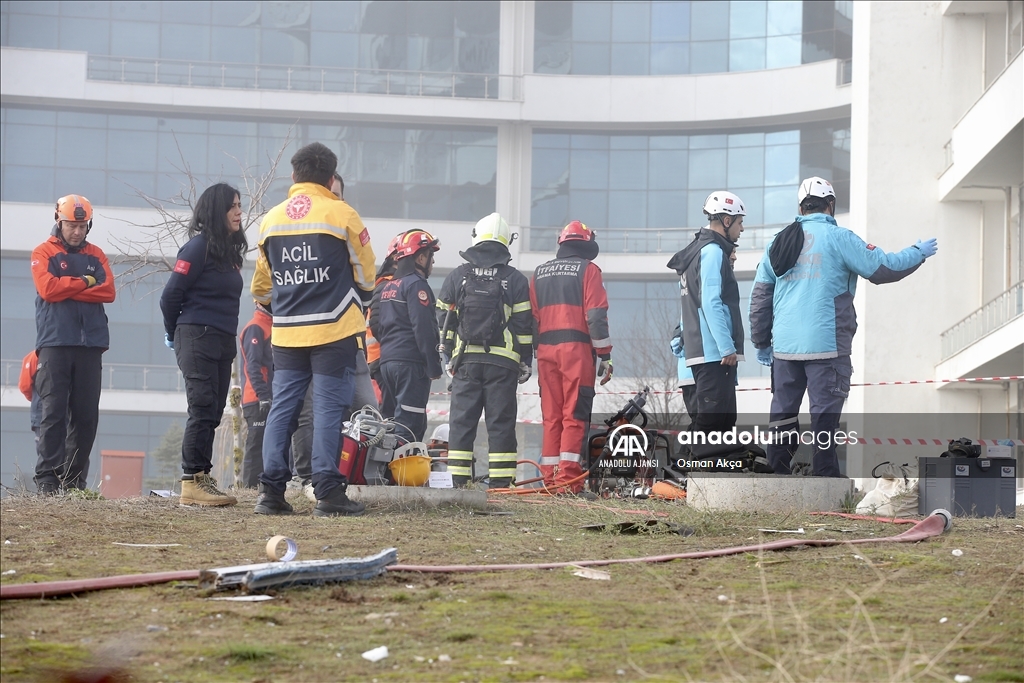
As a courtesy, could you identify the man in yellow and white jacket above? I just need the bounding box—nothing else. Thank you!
[251,142,375,518]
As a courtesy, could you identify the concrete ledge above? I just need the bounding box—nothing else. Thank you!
[687,475,854,513]
[347,485,488,510]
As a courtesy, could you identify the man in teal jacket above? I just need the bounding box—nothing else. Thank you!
[749,177,938,476]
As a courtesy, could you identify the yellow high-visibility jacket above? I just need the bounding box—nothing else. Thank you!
[252,183,376,347]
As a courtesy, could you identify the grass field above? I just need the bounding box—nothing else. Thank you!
[1,491,1022,682]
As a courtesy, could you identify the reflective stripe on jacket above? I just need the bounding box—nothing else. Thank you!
[32,234,115,349]
[530,256,611,357]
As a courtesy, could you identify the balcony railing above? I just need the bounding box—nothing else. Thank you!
[87,55,521,101]
[940,282,1024,360]
[525,224,786,254]
[2,361,184,394]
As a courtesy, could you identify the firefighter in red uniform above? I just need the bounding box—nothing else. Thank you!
[530,221,613,494]
[239,301,274,488]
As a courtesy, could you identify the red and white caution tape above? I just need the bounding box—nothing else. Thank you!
[852,438,1023,446]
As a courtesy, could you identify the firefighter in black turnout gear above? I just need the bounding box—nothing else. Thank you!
[375,229,442,441]
[436,213,533,488]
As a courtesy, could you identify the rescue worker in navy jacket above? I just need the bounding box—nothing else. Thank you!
[375,229,442,442]
[31,195,115,494]
[666,192,745,456]
[749,177,938,476]
[530,221,612,494]
[239,301,274,488]
[436,213,533,488]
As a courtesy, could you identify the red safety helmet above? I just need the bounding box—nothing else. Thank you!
[557,220,595,244]
[385,231,407,260]
[54,194,94,229]
[394,229,440,259]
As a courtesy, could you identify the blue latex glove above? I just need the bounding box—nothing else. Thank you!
[164,333,174,350]
[756,346,773,367]
[914,238,937,258]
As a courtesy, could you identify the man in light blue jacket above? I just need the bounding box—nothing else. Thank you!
[749,177,937,477]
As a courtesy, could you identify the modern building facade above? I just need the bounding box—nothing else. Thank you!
[1,1,1020,490]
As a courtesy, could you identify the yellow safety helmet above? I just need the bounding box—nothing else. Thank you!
[388,442,432,487]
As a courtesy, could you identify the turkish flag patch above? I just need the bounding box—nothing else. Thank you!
[866,244,876,251]
[173,259,191,274]
[417,290,429,305]
[359,228,370,246]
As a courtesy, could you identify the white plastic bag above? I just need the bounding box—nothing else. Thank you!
[856,462,918,517]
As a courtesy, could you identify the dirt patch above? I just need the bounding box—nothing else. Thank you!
[1,491,1022,682]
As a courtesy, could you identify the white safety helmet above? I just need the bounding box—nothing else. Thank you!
[702,191,746,217]
[797,177,836,203]
[430,423,450,443]
[471,212,514,247]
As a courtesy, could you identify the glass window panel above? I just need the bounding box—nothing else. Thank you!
[802,28,834,64]
[608,150,647,190]
[55,167,106,205]
[57,111,107,128]
[360,0,406,35]
[56,126,106,168]
[531,193,569,228]
[360,140,404,182]
[572,1,611,41]
[570,134,608,150]
[802,0,834,32]
[455,0,499,36]
[409,36,454,72]
[763,185,796,224]
[212,26,258,63]
[534,39,572,73]
[408,144,450,184]
[5,108,55,125]
[160,0,210,24]
[649,135,688,150]
[651,1,689,41]
[3,165,54,204]
[108,130,157,171]
[607,190,645,228]
[4,124,56,166]
[9,1,59,15]
[612,1,650,42]
[798,140,832,184]
[59,0,108,17]
[568,190,607,228]
[450,183,495,221]
[261,28,309,66]
[533,133,570,149]
[569,149,609,190]
[605,281,645,298]
[689,0,728,40]
[158,131,207,173]
[688,148,727,189]
[727,146,763,188]
[58,16,108,53]
[453,144,496,186]
[405,184,451,221]
[111,172,156,206]
[650,41,688,74]
[729,37,765,71]
[689,134,726,149]
[611,42,648,75]
[532,147,570,190]
[351,181,403,218]
[766,0,801,36]
[110,20,159,58]
[765,32,800,67]
[535,1,572,39]
[648,150,687,190]
[729,0,764,38]
[765,130,799,145]
[687,189,709,227]
[360,33,406,69]
[728,132,764,147]
[732,186,762,225]
[609,136,647,150]
[408,0,454,37]
[110,2,161,21]
[648,190,686,229]
[571,41,610,74]
[309,0,360,31]
[764,143,799,185]
[690,39,727,73]
[160,23,209,60]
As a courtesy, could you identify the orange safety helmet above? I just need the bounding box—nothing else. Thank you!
[394,229,440,259]
[54,194,94,230]
[557,220,595,244]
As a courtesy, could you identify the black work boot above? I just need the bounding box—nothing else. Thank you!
[487,477,513,490]
[313,485,365,517]
[253,484,294,515]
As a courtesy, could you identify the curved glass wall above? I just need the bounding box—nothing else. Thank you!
[530,120,850,250]
[535,0,852,75]
[0,1,499,74]
[0,106,497,220]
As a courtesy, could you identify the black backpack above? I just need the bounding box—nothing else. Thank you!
[455,268,508,352]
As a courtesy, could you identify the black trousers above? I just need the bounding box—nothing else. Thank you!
[34,346,103,490]
[175,324,236,476]
[688,362,738,458]
[448,362,519,483]
[290,384,314,481]
[241,403,268,488]
[379,360,431,442]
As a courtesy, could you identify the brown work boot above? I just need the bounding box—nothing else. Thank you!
[180,473,237,507]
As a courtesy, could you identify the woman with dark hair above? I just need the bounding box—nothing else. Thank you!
[160,183,246,506]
